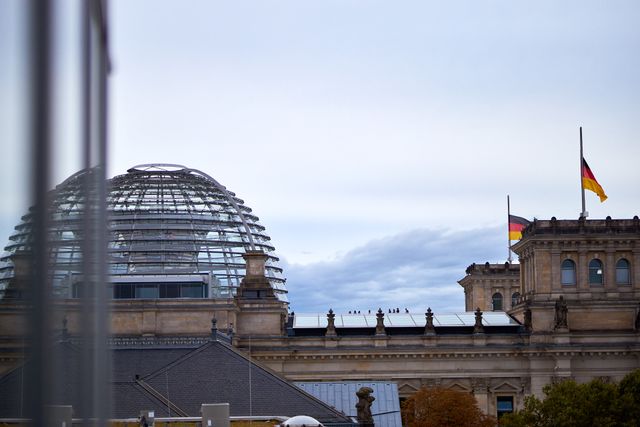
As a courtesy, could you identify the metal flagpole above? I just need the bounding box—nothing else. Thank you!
[580,127,587,218]
[507,195,512,263]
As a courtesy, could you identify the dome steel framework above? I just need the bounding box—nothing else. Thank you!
[0,164,287,301]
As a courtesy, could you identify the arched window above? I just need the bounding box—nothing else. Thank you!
[616,259,631,285]
[511,292,520,307]
[561,259,576,285]
[589,259,603,285]
[492,293,503,311]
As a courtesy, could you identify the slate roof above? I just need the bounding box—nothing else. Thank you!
[295,382,402,427]
[0,339,353,425]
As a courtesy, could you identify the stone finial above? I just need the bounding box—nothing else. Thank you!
[326,308,337,337]
[424,308,435,335]
[554,296,568,330]
[210,317,218,341]
[375,308,386,336]
[473,308,484,334]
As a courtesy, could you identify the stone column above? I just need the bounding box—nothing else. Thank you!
[471,378,490,414]
[551,249,561,292]
[605,247,615,291]
[578,245,588,291]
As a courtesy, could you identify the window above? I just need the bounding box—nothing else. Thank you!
[497,396,514,418]
[561,259,576,285]
[589,259,603,285]
[114,284,134,299]
[159,284,181,298]
[135,285,159,299]
[616,259,630,285]
[511,292,520,307]
[492,293,503,311]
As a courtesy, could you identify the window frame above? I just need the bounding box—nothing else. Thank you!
[492,292,503,311]
[616,258,631,285]
[511,292,520,307]
[588,258,604,285]
[561,259,576,285]
[496,395,515,419]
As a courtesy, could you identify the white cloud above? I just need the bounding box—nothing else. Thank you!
[281,226,505,314]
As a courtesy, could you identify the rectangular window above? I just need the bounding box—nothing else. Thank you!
[497,396,514,418]
[181,284,204,298]
[159,284,180,298]
[135,285,159,299]
[114,284,134,299]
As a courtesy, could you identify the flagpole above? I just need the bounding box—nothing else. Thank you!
[580,126,587,218]
[507,194,512,263]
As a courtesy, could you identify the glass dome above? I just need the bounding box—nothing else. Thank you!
[0,164,287,301]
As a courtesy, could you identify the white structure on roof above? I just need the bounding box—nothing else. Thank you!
[282,415,323,427]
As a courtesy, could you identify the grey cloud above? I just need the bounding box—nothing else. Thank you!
[280,226,506,314]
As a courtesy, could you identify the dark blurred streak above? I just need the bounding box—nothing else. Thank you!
[23,0,111,424]
[27,1,53,425]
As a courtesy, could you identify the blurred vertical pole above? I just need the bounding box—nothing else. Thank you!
[80,0,111,424]
[27,1,53,425]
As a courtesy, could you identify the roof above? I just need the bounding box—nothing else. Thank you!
[0,165,287,301]
[295,382,402,427]
[293,312,520,328]
[0,339,353,424]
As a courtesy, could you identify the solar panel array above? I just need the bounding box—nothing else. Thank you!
[293,312,519,328]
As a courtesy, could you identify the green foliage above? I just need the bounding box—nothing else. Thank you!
[499,369,640,427]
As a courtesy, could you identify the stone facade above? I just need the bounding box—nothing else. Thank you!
[1,217,639,419]
[458,262,521,312]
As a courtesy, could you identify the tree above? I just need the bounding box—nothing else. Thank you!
[499,370,640,427]
[401,386,496,427]
[618,369,640,425]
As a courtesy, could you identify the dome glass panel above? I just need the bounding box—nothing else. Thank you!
[0,164,287,301]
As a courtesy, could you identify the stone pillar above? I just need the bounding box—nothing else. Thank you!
[633,245,640,290]
[523,304,532,332]
[551,249,561,291]
[234,251,288,339]
[578,246,588,291]
[471,378,490,414]
[605,247,615,290]
[237,251,274,299]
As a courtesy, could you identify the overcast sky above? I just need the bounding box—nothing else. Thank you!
[2,1,639,314]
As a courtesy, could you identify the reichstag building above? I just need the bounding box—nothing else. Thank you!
[1,164,639,421]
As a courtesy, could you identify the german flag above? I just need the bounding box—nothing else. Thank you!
[509,215,530,241]
[582,158,607,202]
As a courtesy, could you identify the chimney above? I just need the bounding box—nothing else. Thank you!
[237,251,275,299]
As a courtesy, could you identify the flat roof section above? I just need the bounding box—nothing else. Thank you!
[292,312,520,329]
